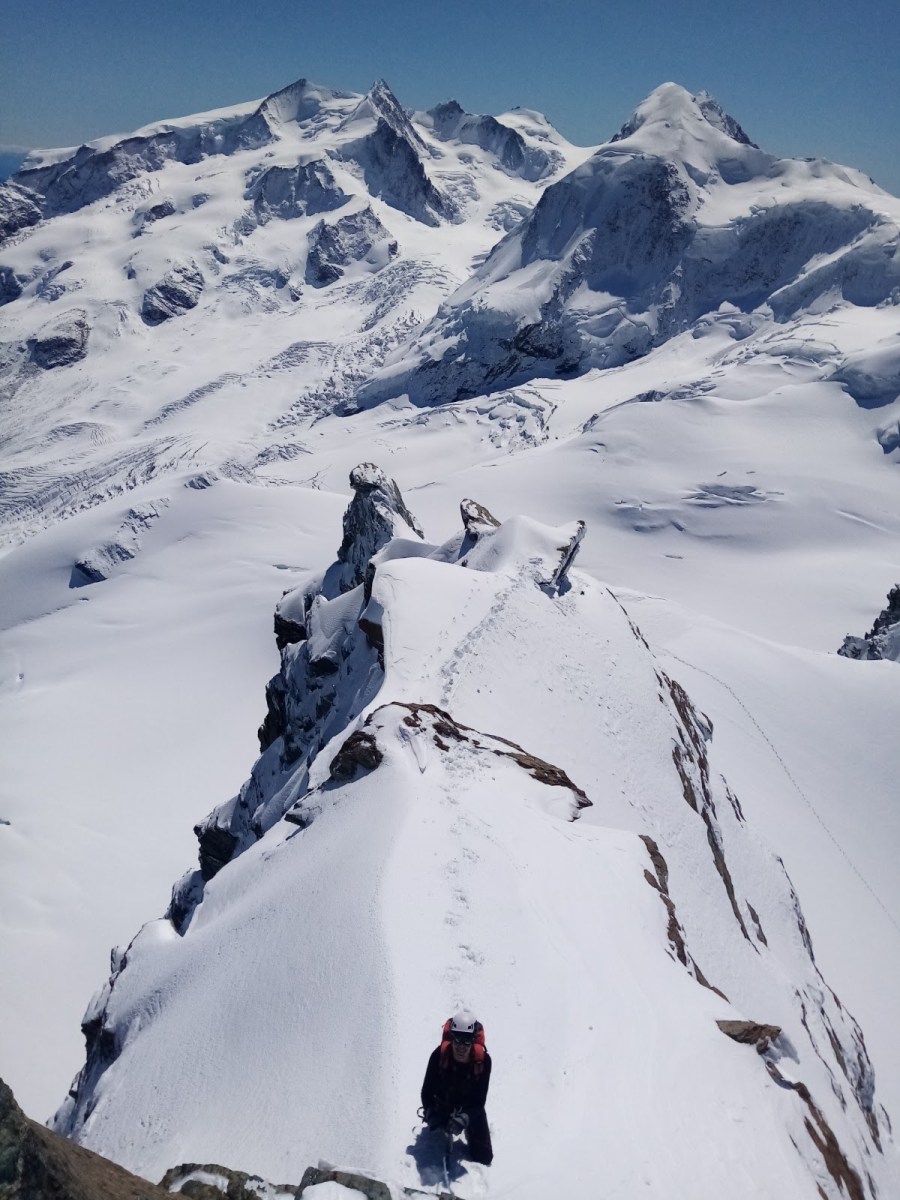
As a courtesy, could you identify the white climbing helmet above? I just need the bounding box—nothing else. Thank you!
[450,1009,477,1039]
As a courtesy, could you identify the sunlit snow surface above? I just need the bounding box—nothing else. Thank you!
[0,77,899,1199]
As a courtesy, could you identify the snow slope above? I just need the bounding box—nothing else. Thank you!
[51,505,898,1198]
[1,74,899,1198]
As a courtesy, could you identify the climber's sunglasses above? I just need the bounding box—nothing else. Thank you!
[451,1031,474,1045]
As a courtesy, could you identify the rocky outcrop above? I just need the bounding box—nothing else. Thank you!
[161,1162,295,1199]
[169,464,421,926]
[341,82,454,226]
[328,729,383,780]
[298,1165,397,1199]
[246,158,349,224]
[297,701,592,819]
[640,835,726,999]
[304,206,397,288]
[273,608,306,651]
[336,463,424,591]
[0,266,24,306]
[838,584,900,662]
[717,1019,782,1047]
[0,181,42,244]
[141,262,204,324]
[460,497,500,536]
[0,1074,167,1200]
[163,1162,436,1200]
[133,197,176,234]
[28,312,90,368]
[545,520,585,594]
[70,501,169,586]
[36,259,75,301]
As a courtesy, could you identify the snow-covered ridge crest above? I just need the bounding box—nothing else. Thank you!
[52,467,896,1198]
[7,78,358,224]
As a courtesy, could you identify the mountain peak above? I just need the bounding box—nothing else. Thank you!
[611,82,757,150]
[256,77,355,126]
[341,78,423,147]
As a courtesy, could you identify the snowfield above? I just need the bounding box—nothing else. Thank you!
[1,75,899,1200]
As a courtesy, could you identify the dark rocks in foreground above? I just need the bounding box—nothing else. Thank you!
[161,1162,296,1199]
[0,1074,167,1199]
[0,1075,423,1200]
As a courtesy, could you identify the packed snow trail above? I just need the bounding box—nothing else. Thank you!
[53,514,896,1198]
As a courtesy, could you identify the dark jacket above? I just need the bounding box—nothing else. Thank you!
[421,1045,492,1117]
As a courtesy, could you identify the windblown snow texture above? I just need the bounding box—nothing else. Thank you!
[49,475,896,1200]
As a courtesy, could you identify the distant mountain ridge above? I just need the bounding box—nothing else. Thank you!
[2,76,898,549]
[359,82,900,405]
[0,75,591,546]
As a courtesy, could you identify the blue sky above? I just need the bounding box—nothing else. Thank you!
[2,0,898,192]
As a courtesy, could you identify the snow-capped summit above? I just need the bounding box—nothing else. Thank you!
[336,79,455,226]
[340,78,428,150]
[609,81,760,155]
[254,77,357,130]
[418,99,561,181]
[359,82,900,406]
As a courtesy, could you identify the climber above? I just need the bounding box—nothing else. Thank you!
[420,1010,493,1165]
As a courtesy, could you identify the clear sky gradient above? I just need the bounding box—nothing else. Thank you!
[2,0,898,193]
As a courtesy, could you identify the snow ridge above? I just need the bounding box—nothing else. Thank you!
[52,472,897,1199]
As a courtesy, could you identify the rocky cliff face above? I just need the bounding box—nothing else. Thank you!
[0,182,41,246]
[164,464,422,931]
[335,462,424,589]
[246,158,349,225]
[28,311,90,368]
[141,262,205,325]
[304,207,397,288]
